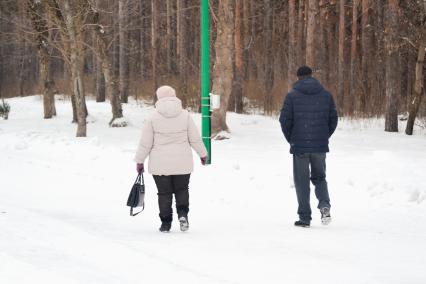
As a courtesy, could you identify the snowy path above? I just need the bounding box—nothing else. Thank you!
[1,97,426,284]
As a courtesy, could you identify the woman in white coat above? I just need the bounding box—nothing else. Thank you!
[134,86,208,232]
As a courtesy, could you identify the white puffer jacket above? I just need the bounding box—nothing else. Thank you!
[134,96,208,175]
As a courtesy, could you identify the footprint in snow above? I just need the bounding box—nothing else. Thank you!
[241,120,258,126]
[367,182,379,191]
[408,189,426,204]
[14,141,28,150]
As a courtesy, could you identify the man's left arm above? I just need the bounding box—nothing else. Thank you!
[279,94,294,143]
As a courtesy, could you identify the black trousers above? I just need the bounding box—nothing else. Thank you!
[153,174,190,223]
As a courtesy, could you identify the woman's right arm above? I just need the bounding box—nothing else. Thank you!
[134,118,154,163]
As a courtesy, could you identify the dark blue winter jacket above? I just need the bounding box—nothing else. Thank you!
[279,77,338,154]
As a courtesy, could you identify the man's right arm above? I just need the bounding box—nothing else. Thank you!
[279,94,293,143]
[328,94,338,137]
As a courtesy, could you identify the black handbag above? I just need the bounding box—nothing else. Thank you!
[126,172,145,216]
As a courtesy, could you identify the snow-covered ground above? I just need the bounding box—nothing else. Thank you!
[1,96,425,284]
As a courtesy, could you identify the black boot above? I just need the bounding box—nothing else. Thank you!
[159,215,172,233]
[159,222,172,233]
[294,220,310,228]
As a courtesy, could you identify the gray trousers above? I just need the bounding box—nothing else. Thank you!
[293,153,331,223]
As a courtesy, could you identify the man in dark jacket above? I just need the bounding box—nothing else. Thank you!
[279,66,338,227]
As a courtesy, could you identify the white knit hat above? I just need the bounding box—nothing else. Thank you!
[156,85,176,99]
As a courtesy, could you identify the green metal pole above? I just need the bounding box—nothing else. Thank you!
[201,0,211,164]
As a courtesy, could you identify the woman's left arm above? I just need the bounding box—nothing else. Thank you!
[187,115,208,158]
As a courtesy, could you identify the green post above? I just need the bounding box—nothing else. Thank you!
[201,0,211,164]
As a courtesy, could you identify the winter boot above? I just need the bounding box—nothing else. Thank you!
[294,220,310,228]
[159,215,172,233]
[159,222,171,233]
[320,207,331,225]
[179,216,189,232]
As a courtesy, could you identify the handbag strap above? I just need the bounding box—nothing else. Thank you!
[134,172,145,185]
[134,173,142,184]
[130,203,145,216]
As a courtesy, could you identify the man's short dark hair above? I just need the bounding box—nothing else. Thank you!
[296,66,313,78]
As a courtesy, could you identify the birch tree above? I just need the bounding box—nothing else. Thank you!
[57,0,88,137]
[87,0,125,127]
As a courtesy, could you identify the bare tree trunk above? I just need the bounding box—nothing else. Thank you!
[405,49,415,113]
[95,50,106,103]
[103,60,123,125]
[119,0,129,103]
[400,48,410,113]
[113,1,120,78]
[28,0,57,119]
[177,0,185,75]
[211,0,234,136]
[376,0,386,105]
[263,0,274,115]
[166,0,173,73]
[384,0,400,132]
[71,94,78,123]
[304,0,309,50]
[39,49,56,118]
[89,2,124,125]
[0,9,3,99]
[405,24,426,135]
[61,0,87,137]
[140,0,147,78]
[337,0,345,112]
[360,0,373,113]
[18,41,27,97]
[47,0,75,120]
[317,0,326,83]
[297,0,305,67]
[349,0,359,115]
[96,70,106,102]
[242,0,250,81]
[306,0,317,67]
[177,0,187,106]
[250,0,258,79]
[327,0,339,88]
[233,0,243,114]
[151,0,158,100]
[288,0,297,87]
